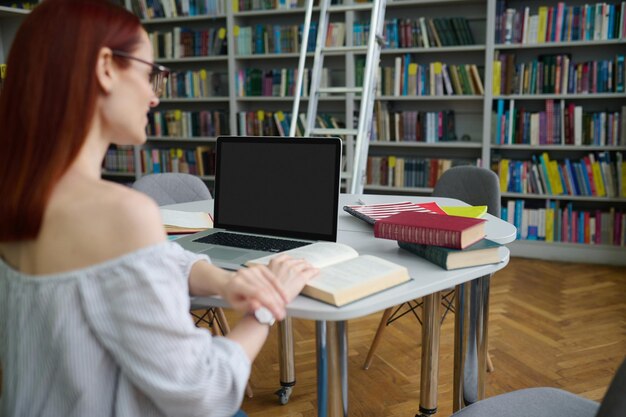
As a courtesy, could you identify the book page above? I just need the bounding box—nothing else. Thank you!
[302,255,410,306]
[307,255,408,293]
[160,209,213,229]
[246,242,359,268]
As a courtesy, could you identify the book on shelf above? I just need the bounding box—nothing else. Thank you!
[502,199,625,246]
[160,209,213,234]
[373,211,487,249]
[496,1,626,44]
[343,201,446,225]
[245,242,411,307]
[398,239,505,270]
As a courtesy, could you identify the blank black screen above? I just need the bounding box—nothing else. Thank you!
[214,137,341,241]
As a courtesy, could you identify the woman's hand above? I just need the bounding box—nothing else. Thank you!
[267,255,319,302]
[220,265,289,321]
[217,255,318,320]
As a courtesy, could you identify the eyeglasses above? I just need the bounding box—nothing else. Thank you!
[111,50,170,97]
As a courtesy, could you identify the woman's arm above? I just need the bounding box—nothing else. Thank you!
[188,255,319,361]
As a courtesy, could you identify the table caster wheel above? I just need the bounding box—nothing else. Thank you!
[275,386,293,405]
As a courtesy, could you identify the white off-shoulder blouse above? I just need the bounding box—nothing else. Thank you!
[0,241,250,417]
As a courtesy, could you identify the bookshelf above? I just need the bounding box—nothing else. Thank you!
[119,0,626,263]
[490,0,625,264]
[364,0,492,197]
[0,1,622,262]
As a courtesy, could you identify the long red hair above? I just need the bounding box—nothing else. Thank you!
[0,0,142,241]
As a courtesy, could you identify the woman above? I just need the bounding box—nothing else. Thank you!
[0,1,318,416]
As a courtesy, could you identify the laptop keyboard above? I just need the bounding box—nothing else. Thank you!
[194,232,311,253]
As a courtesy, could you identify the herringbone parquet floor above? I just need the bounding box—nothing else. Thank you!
[229,257,626,417]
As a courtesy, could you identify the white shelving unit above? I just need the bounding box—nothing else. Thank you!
[4,1,623,263]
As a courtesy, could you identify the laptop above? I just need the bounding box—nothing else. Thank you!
[175,136,342,270]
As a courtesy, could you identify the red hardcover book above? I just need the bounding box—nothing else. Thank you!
[373,211,487,249]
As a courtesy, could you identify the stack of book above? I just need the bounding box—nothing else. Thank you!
[344,203,505,270]
[375,212,504,270]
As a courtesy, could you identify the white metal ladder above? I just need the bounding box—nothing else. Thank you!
[275,0,387,406]
[289,0,387,194]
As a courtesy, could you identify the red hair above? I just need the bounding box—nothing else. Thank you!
[0,0,142,241]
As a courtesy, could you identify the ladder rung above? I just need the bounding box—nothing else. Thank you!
[322,46,369,54]
[317,87,363,94]
[312,128,358,136]
[328,4,373,12]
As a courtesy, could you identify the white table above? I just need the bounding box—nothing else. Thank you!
[165,194,516,416]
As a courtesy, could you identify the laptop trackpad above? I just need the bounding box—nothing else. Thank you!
[202,246,247,260]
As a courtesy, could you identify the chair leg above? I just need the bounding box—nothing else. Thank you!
[363,307,394,370]
[213,308,255,398]
[487,351,494,373]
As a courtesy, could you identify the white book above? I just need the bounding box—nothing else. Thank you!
[504,9,515,44]
[561,55,570,94]
[574,106,583,146]
[507,99,515,145]
[538,208,546,239]
[393,57,402,96]
[530,112,540,145]
[246,242,410,307]
[602,3,610,39]
[419,17,430,48]
[507,200,515,225]
[522,7,530,44]
[527,15,539,44]
[594,4,603,40]
[160,209,213,231]
[590,217,596,243]
[521,209,529,239]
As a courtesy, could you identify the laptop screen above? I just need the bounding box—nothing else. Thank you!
[213,136,342,242]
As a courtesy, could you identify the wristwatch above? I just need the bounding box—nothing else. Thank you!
[252,307,276,326]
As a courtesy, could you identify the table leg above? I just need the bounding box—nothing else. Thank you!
[453,275,490,412]
[316,320,349,417]
[316,321,328,417]
[419,291,441,416]
[276,318,296,404]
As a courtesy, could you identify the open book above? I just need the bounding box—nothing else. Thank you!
[160,209,213,234]
[246,242,410,307]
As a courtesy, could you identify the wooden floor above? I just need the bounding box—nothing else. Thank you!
[223,257,626,417]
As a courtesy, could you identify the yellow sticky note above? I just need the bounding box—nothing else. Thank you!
[408,63,418,76]
[200,69,207,80]
[218,28,226,40]
[441,206,488,218]
[233,25,240,37]
[257,110,264,121]
[174,110,182,120]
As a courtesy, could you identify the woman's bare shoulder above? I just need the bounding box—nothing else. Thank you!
[44,181,167,264]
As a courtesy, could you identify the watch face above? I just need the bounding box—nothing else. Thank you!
[254,307,276,326]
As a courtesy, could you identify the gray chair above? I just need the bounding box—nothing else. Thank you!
[450,356,626,417]
[132,172,212,205]
[363,166,499,373]
[132,173,253,398]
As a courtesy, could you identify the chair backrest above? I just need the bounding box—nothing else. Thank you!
[433,166,500,217]
[132,173,212,206]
